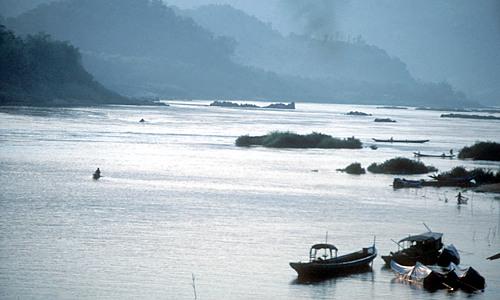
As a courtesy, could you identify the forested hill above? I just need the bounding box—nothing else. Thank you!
[0,25,130,106]
[5,0,299,100]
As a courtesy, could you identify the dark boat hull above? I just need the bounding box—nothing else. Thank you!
[414,152,455,158]
[458,267,486,292]
[290,246,377,278]
[437,244,460,267]
[372,138,429,143]
[382,249,441,266]
[393,178,422,189]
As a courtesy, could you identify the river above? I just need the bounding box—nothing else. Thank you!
[0,101,499,299]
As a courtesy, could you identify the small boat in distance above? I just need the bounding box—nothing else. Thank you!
[290,240,377,279]
[373,138,429,143]
[414,152,454,158]
[92,168,101,180]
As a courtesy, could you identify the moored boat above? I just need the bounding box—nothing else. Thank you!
[393,178,422,189]
[393,177,476,188]
[391,260,449,291]
[391,261,485,292]
[451,263,486,292]
[382,231,443,266]
[290,242,377,279]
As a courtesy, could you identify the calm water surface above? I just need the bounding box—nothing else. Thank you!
[0,102,499,299]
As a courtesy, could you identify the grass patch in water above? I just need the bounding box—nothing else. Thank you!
[368,157,437,174]
[458,142,500,161]
[235,131,362,149]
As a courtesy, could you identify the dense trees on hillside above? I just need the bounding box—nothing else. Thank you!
[0,25,128,106]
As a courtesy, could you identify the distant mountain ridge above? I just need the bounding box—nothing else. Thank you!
[5,0,477,107]
[181,4,414,85]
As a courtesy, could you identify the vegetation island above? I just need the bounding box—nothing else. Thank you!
[433,166,500,185]
[417,107,500,113]
[337,163,366,175]
[458,142,500,161]
[210,101,295,109]
[374,118,397,123]
[368,157,437,174]
[440,113,500,121]
[235,131,362,149]
[346,111,372,116]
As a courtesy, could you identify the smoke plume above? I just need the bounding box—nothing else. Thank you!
[280,0,344,38]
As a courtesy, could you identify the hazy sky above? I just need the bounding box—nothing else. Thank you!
[166,0,500,103]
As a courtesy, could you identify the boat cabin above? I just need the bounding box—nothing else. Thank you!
[398,232,443,252]
[309,243,338,262]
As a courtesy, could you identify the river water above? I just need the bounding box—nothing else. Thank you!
[0,101,499,299]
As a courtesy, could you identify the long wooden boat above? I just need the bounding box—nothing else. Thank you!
[290,243,377,278]
[487,252,500,260]
[393,177,476,188]
[414,152,455,158]
[372,138,429,143]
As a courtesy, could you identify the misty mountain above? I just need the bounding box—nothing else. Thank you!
[5,0,475,107]
[6,0,303,99]
[0,0,52,18]
[177,4,474,107]
[335,0,500,106]
[0,25,129,106]
[204,0,499,106]
[182,4,414,85]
